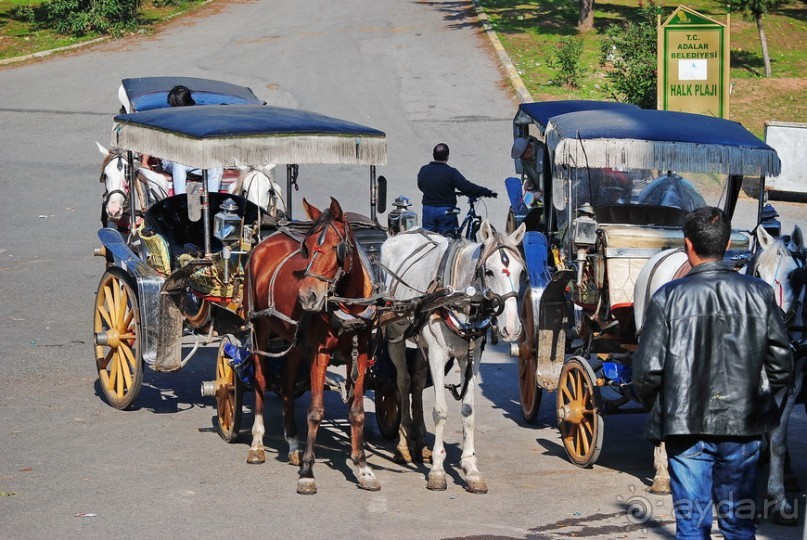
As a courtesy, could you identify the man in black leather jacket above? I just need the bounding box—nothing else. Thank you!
[633,206,793,540]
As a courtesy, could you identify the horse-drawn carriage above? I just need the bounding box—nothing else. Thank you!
[505,101,784,468]
[92,101,394,443]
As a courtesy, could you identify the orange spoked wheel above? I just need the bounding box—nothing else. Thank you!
[518,290,542,424]
[94,270,143,410]
[556,357,603,468]
[215,335,243,443]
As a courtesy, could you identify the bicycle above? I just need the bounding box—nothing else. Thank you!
[446,195,487,241]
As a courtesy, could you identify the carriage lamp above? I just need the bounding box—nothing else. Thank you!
[214,198,242,243]
[760,203,781,237]
[571,203,598,247]
[387,195,418,234]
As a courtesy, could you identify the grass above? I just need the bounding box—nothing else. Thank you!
[479,0,807,136]
[0,0,803,136]
[0,0,206,60]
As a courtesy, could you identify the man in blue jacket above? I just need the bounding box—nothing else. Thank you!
[633,206,793,539]
[417,143,496,236]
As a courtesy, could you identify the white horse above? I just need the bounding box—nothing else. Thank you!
[96,142,169,228]
[227,164,285,217]
[749,225,806,524]
[381,221,526,493]
[635,225,806,524]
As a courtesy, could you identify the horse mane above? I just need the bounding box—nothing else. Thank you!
[754,237,790,279]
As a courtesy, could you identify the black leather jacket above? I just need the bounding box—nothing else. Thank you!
[633,261,793,444]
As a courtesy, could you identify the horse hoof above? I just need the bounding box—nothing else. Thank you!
[247,448,265,465]
[297,478,317,495]
[359,476,381,492]
[288,451,302,467]
[465,477,488,494]
[393,447,413,464]
[427,473,447,491]
[649,478,671,495]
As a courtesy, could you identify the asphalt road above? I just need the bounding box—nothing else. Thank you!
[1,1,805,539]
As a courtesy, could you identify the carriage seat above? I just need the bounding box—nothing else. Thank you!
[597,223,750,311]
[142,193,266,273]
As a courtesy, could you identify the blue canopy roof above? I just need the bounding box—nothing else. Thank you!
[545,108,780,177]
[120,77,263,112]
[111,104,387,168]
[515,100,639,130]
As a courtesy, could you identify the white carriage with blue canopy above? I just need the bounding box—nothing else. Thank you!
[93,101,394,441]
[504,102,781,467]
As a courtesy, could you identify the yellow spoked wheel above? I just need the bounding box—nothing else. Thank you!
[215,336,243,443]
[556,357,603,468]
[94,270,143,410]
[518,290,542,424]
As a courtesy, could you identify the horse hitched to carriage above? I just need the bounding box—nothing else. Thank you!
[91,95,448,493]
[502,101,805,519]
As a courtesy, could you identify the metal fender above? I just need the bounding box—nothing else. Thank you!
[97,228,181,369]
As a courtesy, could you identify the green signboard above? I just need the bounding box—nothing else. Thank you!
[658,6,730,117]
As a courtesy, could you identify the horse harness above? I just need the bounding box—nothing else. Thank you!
[750,246,807,332]
[247,218,376,359]
[386,232,521,400]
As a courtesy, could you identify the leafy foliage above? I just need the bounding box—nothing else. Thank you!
[549,36,585,88]
[44,0,140,36]
[599,1,665,108]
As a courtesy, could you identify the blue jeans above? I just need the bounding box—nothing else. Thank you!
[666,435,761,540]
[162,161,222,194]
[422,205,458,236]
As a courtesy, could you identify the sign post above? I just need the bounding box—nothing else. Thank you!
[658,6,730,117]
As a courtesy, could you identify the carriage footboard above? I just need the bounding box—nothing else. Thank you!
[534,269,574,391]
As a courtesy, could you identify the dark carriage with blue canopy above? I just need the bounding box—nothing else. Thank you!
[507,104,780,467]
[93,102,393,440]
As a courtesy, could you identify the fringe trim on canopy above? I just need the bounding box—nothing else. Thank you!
[546,130,781,177]
[112,123,387,168]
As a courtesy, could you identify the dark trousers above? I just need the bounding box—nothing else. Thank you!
[666,435,761,540]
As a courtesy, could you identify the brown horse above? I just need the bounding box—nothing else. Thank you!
[244,197,380,494]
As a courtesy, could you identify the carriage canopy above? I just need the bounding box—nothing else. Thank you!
[111,104,388,169]
[545,108,781,178]
[119,76,264,112]
[514,100,639,137]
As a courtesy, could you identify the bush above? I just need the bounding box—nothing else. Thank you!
[549,36,585,89]
[599,1,665,108]
[44,0,141,37]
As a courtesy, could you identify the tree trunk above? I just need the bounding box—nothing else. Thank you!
[578,0,595,33]
[756,14,772,77]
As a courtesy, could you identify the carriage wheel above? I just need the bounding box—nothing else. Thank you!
[94,270,143,410]
[214,335,243,443]
[518,290,542,424]
[374,383,401,440]
[556,357,603,468]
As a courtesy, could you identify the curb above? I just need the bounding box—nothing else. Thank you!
[471,0,533,104]
[0,36,109,66]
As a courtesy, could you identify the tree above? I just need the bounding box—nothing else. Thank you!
[733,0,786,77]
[578,0,595,32]
[599,2,665,108]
